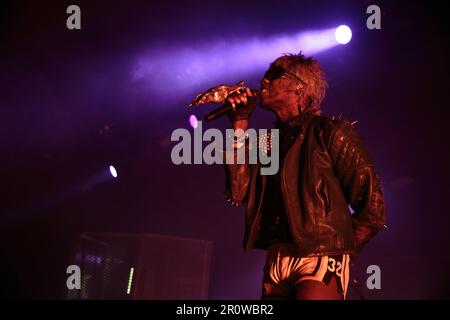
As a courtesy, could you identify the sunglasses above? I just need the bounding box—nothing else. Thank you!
[264,66,306,86]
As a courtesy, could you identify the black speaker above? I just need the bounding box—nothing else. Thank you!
[66,233,212,300]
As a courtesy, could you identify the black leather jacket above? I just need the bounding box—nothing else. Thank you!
[224,111,387,257]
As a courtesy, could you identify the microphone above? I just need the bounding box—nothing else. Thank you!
[204,89,259,122]
[204,101,234,122]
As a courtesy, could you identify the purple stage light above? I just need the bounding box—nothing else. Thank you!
[335,25,352,45]
[189,114,198,129]
[131,28,341,97]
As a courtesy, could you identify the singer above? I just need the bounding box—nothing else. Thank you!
[222,52,387,300]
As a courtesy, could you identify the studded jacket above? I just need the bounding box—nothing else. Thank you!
[224,111,387,257]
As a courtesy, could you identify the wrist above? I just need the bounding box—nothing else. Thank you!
[232,119,249,131]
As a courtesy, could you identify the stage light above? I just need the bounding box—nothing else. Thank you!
[335,25,352,44]
[109,165,118,178]
[132,27,343,97]
[127,267,134,294]
[189,114,198,129]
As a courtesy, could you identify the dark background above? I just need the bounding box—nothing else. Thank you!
[1,0,449,299]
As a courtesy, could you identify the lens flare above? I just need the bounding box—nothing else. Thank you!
[189,114,198,129]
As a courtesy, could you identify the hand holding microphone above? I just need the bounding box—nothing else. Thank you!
[224,87,257,123]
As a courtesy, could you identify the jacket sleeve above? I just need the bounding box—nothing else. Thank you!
[328,121,387,254]
[223,144,252,206]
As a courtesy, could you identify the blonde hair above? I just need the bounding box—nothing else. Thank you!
[271,52,328,114]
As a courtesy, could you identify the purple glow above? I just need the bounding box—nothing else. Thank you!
[189,115,198,129]
[335,25,352,45]
[131,28,340,97]
[84,255,103,264]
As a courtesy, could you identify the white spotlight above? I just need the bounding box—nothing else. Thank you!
[109,165,118,178]
[335,25,352,45]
